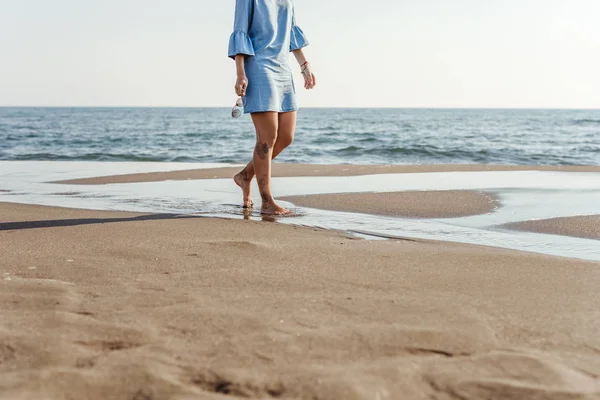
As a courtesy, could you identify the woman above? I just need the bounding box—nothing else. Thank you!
[228,0,316,215]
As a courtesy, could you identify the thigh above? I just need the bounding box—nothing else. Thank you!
[277,111,297,143]
[251,112,279,143]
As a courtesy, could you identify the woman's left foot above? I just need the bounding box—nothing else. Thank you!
[233,171,253,208]
[261,203,293,215]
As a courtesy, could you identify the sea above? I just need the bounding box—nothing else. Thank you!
[1,107,598,165]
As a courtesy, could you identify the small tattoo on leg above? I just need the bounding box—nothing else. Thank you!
[260,191,270,203]
[255,142,269,160]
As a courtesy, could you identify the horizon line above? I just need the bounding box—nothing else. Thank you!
[1,105,600,111]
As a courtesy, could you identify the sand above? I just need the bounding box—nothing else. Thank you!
[1,201,600,400]
[503,215,600,240]
[53,163,600,185]
[279,190,498,218]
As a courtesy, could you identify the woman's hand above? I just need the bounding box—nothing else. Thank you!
[235,75,248,97]
[302,63,316,90]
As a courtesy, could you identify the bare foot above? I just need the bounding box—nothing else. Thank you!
[233,171,253,208]
[261,202,293,216]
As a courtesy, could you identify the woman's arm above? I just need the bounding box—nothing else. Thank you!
[234,55,248,96]
[292,49,316,90]
[229,0,254,96]
[292,49,307,68]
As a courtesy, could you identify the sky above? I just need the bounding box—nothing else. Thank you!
[0,0,599,108]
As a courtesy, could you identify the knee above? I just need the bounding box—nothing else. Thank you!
[278,132,294,148]
[258,129,278,148]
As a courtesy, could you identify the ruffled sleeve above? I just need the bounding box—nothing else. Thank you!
[289,5,309,51]
[228,31,255,59]
[228,0,255,59]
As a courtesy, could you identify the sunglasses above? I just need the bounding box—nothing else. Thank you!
[231,97,244,118]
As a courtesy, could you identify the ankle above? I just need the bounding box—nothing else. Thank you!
[260,195,275,206]
[237,169,253,181]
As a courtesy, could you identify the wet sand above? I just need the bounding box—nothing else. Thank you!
[1,201,599,400]
[503,215,600,240]
[54,163,600,185]
[280,190,499,218]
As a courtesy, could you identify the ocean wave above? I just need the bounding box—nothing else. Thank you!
[5,153,171,162]
[329,144,590,165]
[571,119,600,126]
[335,144,489,158]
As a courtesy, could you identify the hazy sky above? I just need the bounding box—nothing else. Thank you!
[1,0,599,108]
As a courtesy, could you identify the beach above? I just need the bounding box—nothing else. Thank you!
[2,163,600,400]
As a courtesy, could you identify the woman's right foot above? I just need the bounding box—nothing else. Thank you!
[261,202,293,216]
[233,171,253,208]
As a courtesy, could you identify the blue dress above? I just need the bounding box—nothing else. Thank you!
[228,0,309,114]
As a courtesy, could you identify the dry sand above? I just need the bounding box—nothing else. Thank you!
[280,191,498,218]
[1,201,600,400]
[503,215,600,240]
[53,163,600,185]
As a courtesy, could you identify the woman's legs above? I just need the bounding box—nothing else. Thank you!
[234,111,296,212]
[239,111,296,180]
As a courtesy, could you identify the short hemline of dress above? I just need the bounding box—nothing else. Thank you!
[243,106,299,115]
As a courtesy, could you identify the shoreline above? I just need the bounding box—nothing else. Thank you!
[52,163,600,185]
[45,162,600,243]
[2,161,600,261]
